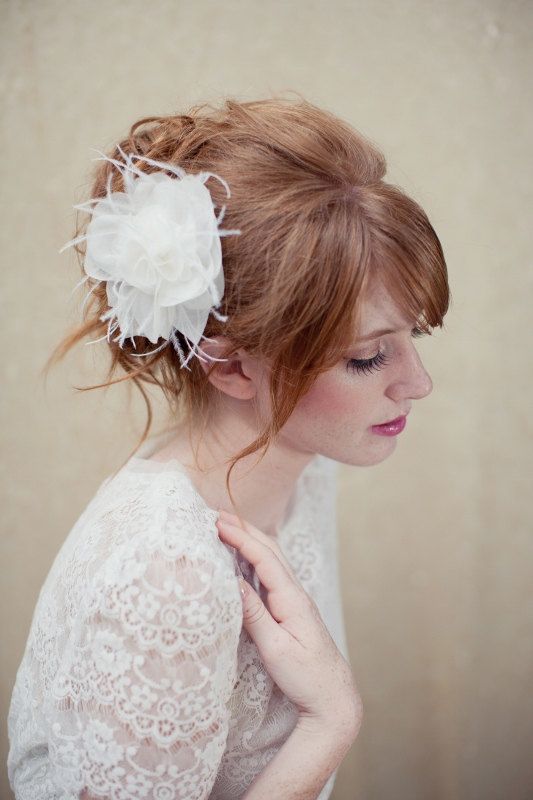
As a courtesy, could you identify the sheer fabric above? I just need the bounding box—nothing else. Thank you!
[7,432,349,799]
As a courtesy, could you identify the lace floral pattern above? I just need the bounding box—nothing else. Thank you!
[7,442,348,799]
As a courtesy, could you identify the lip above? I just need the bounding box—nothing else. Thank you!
[371,415,407,436]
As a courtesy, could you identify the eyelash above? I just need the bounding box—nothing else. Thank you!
[346,327,427,376]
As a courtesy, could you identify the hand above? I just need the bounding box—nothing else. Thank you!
[216,509,363,738]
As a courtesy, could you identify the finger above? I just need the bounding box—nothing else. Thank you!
[237,577,292,660]
[216,519,301,615]
[218,509,261,537]
[217,510,295,575]
[217,509,266,539]
[216,513,296,578]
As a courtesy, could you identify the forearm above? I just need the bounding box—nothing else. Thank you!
[242,716,357,800]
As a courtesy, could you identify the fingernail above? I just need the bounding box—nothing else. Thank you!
[238,577,247,598]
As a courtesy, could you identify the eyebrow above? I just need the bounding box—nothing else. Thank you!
[355,327,400,342]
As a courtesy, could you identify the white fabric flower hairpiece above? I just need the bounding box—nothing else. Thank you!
[60,145,241,369]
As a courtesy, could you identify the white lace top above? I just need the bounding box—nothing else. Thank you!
[7,431,349,800]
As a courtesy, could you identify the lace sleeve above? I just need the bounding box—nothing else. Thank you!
[46,513,243,799]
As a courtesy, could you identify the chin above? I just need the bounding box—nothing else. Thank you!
[327,437,398,468]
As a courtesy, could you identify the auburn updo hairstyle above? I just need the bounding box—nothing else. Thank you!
[43,92,450,502]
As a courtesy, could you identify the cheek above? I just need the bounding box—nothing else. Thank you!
[296,370,369,422]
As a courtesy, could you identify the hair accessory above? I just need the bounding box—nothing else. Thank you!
[59,145,241,369]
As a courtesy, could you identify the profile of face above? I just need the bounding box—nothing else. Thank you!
[206,278,434,469]
[273,281,434,467]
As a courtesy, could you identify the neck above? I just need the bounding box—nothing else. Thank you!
[156,399,315,537]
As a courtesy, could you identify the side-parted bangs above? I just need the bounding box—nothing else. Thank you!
[45,93,450,504]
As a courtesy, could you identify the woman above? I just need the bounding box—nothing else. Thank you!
[7,93,449,799]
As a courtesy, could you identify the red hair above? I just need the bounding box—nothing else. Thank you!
[43,92,450,505]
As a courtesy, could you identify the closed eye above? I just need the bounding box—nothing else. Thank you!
[346,350,389,375]
[346,326,430,375]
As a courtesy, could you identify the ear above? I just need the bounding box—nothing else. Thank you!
[197,337,262,401]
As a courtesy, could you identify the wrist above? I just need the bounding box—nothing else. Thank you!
[295,714,360,758]
[296,702,363,745]
[242,715,354,799]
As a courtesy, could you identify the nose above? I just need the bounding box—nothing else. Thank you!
[386,344,433,403]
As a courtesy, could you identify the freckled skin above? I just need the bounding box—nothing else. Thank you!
[268,281,434,468]
[155,282,435,530]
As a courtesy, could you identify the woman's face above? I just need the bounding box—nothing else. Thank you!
[274,281,434,467]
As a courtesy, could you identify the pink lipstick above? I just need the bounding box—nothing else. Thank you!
[371,415,407,436]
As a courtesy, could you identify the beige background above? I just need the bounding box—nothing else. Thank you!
[1,1,532,798]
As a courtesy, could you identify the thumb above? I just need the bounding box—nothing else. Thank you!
[238,577,278,646]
